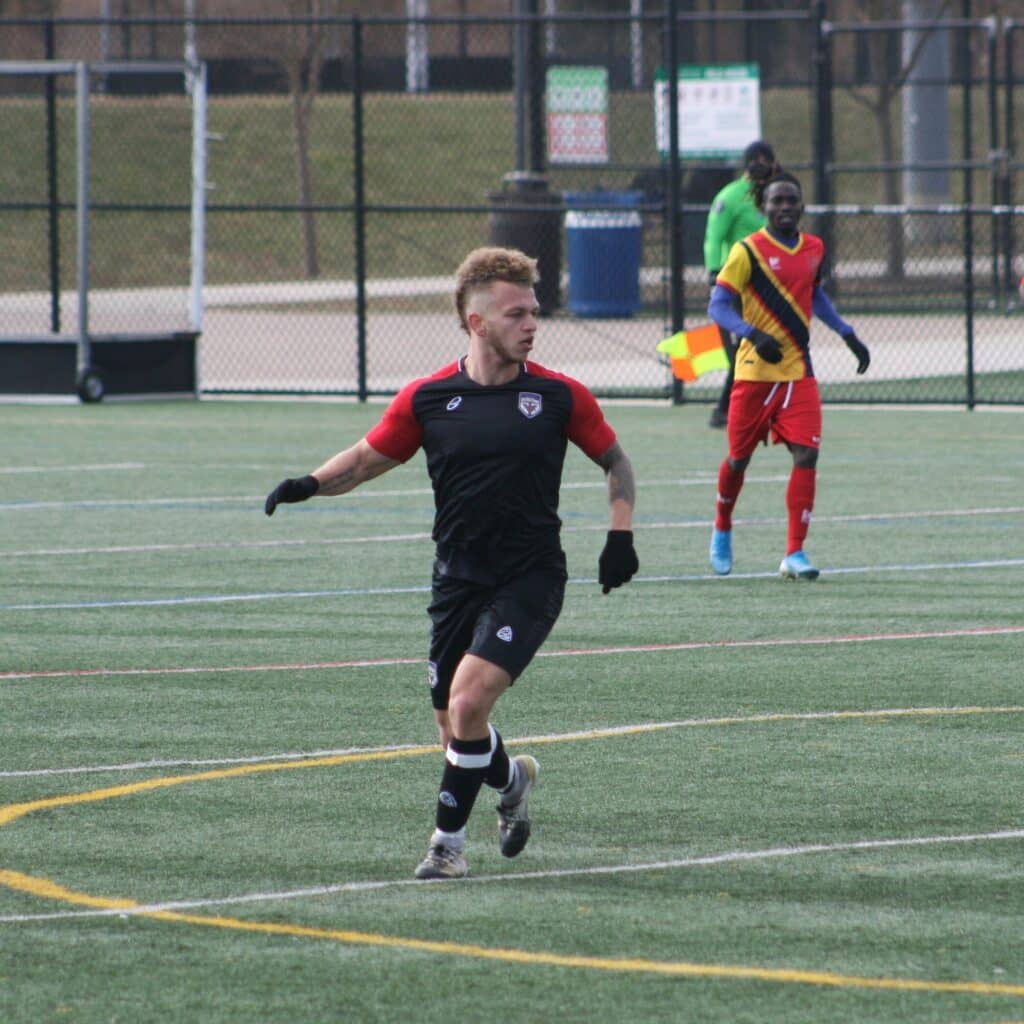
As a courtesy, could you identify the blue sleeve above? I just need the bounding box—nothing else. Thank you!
[812,286,852,337]
[708,285,751,338]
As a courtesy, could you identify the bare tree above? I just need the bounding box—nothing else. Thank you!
[841,0,955,278]
[282,0,332,279]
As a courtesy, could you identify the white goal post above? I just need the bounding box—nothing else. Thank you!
[0,59,206,400]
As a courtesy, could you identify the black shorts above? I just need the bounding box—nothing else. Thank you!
[425,561,567,710]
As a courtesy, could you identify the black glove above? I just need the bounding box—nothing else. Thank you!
[843,330,871,374]
[598,530,638,595]
[748,328,783,364]
[707,269,720,289]
[265,474,319,516]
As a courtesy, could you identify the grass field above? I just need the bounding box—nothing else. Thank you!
[2,398,1024,1023]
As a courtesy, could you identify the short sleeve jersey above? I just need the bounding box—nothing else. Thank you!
[716,228,826,383]
[365,359,616,583]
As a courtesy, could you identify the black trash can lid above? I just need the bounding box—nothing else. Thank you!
[501,170,549,193]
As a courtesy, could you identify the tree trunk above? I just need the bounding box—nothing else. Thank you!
[291,86,319,279]
[876,96,906,281]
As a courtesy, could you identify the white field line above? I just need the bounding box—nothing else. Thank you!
[3,557,1024,612]
[0,474,731,513]
[0,463,145,475]
[1,504,1021,561]
[3,824,1023,924]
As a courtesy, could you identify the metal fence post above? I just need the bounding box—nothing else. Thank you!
[44,19,61,335]
[961,3,975,408]
[75,61,91,381]
[353,15,368,403]
[812,0,835,288]
[665,0,684,405]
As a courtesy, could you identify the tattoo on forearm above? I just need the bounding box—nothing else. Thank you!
[598,444,635,507]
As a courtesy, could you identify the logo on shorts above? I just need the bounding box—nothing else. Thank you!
[446,396,462,411]
[518,392,542,419]
[438,791,458,808]
[427,660,439,688]
[496,626,513,642]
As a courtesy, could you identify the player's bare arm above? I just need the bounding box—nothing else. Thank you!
[264,438,399,515]
[594,440,636,529]
[313,438,400,496]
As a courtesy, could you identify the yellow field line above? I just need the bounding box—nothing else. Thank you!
[2,868,1024,997]
[4,706,1024,997]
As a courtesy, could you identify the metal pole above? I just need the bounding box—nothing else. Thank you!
[1006,22,1017,306]
[528,0,545,172]
[353,17,368,402]
[666,0,684,404]
[189,61,207,335]
[514,0,527,170]
[630,0,643,91]
[75,62,91,376]
[984,17,1000,308]
[812,0,835,286]
[961,2,975,409]
[44,20,61,334]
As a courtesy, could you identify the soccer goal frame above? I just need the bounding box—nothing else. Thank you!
[0,59,207,401]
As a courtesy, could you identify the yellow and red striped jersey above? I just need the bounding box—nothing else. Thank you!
[716,228,826,382]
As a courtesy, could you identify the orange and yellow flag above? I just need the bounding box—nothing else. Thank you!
[656,323,729,382]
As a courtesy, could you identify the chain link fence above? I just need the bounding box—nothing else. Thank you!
[1,8,1022,404]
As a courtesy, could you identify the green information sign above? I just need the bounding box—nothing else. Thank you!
[654,63,761,158]
[546,66,609,165]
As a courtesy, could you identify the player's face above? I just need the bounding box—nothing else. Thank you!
[479,281,539,364]
[763,181,803,234]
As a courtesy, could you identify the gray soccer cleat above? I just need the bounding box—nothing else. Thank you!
[414,842,468,880]
[496,755,539,858]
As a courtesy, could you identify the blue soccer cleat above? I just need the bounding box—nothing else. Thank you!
[709,528,732,576]
[779,550,820,580]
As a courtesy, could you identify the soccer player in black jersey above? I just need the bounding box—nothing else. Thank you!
[265,247,638,880]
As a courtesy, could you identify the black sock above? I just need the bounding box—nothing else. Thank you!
[483,728,513,792]
[435,734,491,833]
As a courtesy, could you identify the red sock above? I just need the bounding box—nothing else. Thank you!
[715,459,745,531]
[786,466,816,554]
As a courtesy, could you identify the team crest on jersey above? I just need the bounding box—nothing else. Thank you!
[518,392,542,419]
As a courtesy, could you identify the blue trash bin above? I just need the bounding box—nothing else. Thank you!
[564,190,643,318]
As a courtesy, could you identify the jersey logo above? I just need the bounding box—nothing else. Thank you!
[496,626,513,642]
[518,392,542,419]
[769,256,781,269]
[446,396,462,411]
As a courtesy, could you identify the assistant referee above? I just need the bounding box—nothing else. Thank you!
[265,246,638,880]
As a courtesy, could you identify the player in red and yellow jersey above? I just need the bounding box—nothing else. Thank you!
[706,171,871,580]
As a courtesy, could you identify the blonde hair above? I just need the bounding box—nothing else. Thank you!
[454,246,539,334]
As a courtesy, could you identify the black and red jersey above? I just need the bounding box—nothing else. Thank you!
[365,358,616,583]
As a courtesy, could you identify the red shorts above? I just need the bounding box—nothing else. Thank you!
[728,377,822,461]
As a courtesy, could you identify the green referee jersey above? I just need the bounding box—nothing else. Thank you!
[703,175,766,274]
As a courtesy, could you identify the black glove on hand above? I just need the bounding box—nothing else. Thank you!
[748,328,783,364]
[843,330,871,374]
[264,474,319,516]
[598,530,638,595]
